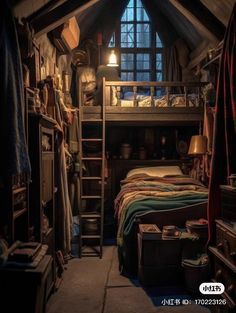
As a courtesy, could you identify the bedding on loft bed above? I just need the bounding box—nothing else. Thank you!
[116,92,200,108]
[80,78,206,109]
[114,166,208,275]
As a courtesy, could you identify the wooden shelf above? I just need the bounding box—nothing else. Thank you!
[81,235,101,239]
[81,213,101,218]
[81,177,102,180]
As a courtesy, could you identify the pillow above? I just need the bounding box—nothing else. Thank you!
[126,166,183,178]
[123,92,149,100]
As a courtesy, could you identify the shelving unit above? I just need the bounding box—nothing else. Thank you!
[28,112,57,293]
[208,186,236,312]
[0,174,29,244]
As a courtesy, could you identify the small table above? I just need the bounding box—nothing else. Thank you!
[0,255,53,313]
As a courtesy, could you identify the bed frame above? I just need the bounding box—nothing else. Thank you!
[81,79,207,125]
[135,201,207,228]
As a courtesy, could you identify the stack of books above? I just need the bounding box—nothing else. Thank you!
[8,242,42,263]
[139,224,162,240]
[6,242,48,268]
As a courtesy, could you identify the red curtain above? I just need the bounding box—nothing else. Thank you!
[207,3,236,241]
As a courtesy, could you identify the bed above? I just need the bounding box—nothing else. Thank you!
[80,79,207,124]
[114,165,208,275]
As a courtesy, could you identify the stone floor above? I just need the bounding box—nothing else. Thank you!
[47,246,211,313]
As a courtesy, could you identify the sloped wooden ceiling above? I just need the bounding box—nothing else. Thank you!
[200,0,236,26]
[76,0,119,43]
[13,0,67,20]
[15,0,235,64]
[30,0,102,37]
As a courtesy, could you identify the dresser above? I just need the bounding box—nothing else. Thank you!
[209,219,236,312]
[0,255,53,313]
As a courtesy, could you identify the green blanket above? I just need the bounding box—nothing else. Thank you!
[117,190,208,275]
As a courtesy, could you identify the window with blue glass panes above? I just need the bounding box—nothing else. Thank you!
[108,0,164,89]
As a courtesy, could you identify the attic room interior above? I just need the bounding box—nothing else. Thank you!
[0,0,236,312]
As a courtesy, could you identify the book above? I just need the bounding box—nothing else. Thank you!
[8,242,42,263]
[139,224,162,240]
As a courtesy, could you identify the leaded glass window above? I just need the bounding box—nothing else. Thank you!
[107,0,164,82]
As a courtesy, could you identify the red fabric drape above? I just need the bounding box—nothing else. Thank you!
[207,3,236,241]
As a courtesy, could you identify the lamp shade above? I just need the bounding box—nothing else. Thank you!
[107,50,119,67]
[188,135,207,156]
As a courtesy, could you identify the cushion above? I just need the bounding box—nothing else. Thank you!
[126,165,183,178]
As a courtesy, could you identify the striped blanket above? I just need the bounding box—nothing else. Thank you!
[115,174,208,274]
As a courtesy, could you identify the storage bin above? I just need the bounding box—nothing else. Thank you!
[182,258,209,293]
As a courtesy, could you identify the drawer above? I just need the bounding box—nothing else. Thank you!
[209,246,236,307]
[216,220,236,266]
[220,185,236,221]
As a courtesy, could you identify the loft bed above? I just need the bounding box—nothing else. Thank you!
[80,79,207,125]
[114,165,208,275]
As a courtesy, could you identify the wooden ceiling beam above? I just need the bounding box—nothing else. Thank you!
[169,0,220,44]
[83,0,128,41]
[31,0,101,37]
[143,0,178,46]
[177,0,225,39]
[27,0,66,23]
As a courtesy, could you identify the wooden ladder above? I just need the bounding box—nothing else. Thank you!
[78,86,105,258]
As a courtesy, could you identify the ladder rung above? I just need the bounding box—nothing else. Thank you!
[81,235,101,239]
[80,251,101,257]
[81,176,102,180]
[82,119,103,122]
[81,213,101,218]
[81,196,102,199]
[81,138,103,142]
[82,157,102,160]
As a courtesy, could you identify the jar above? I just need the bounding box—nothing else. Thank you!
[139,147,147,160]
[121,143,132,159]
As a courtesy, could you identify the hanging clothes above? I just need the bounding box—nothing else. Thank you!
[53,89,73,255]
[207,3,236,241]
[0,1,31,180]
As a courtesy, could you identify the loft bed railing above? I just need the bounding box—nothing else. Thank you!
[103,79,207,108]
[79,79,207,124]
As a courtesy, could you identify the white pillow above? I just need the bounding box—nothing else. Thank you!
[126,166,183,178]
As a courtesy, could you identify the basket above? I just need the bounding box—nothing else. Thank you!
[182,259,209,293]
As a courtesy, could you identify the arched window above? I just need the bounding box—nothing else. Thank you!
[108,0,164,82]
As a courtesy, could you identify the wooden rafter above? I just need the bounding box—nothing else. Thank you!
[31,0,102,37]
[142,0,178,47]
[27,0,66,23]
[169,0,220,44]
[82,0,128,41]
[177,0,225,39]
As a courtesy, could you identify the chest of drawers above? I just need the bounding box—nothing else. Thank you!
[209,219,236,312]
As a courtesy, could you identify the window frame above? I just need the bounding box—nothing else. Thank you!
[111,0,165,82]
